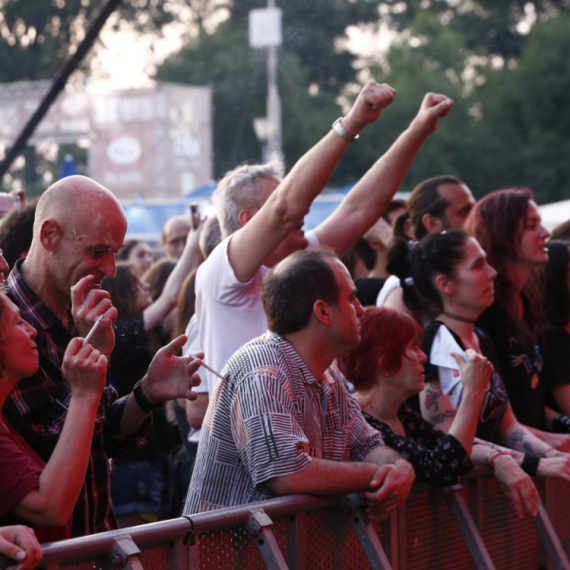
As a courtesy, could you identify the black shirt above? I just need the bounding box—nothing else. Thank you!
[363,406,473,487]
[539,323,570,414]
[477,304,545,430]
[421,321,509,443]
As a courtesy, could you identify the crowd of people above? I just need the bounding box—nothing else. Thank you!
[1,80,570,567]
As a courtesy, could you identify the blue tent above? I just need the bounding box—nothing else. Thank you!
[58,155,78,179]
[122,182,408,242]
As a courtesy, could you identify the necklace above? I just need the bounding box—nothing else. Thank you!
[443,311,477,324]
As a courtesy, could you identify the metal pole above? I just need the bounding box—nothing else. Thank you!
[0,0,124,181]
[266,0,282,165]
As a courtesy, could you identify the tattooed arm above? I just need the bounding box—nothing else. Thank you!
[420,382,541,517]
[418,350,490,456]
[498,404,566,457]
[419,380,457,432]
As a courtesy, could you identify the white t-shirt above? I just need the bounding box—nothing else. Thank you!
[195,231,319,394]
[376,274,401,306]
[182,313,209,443]
[376,275,414,307]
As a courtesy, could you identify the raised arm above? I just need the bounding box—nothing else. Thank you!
[315,92,454,255]
[228,82,396,283]
[11,339,107,526]
[143,220,204,332]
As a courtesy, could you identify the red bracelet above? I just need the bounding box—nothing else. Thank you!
[489,451,510,468]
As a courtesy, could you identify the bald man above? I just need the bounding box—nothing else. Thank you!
[163,215,192,259]
[4,176,202,537]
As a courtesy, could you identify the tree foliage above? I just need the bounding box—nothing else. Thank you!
[155,0,382,183]
[0,0,173,82]
[3,0,570,202]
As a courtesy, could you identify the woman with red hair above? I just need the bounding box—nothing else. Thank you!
[338,306,490,487]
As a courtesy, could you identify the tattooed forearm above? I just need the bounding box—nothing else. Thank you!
[428,410,456,427]
[424,387,442,412]
[508,429,536,453]
[473,439,523,460]
[509,429,524,444]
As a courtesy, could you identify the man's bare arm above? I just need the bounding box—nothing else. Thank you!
[229,82,396,283]
[315,92,454,256]
[186,393,209,430]
[265,444,414,515]
[265,456,384,496]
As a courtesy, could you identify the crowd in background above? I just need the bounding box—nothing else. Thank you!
[2,81,570,568]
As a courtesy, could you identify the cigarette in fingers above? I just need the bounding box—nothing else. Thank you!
[82,315,104,347]
[192,355,224,380]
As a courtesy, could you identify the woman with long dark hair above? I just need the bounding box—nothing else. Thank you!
[466,189,570,444]
[540,241,570,417]
[407,231,570,517]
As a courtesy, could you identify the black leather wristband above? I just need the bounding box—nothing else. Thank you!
[552,413,570,433]
[521,453,540,476]
[132,381,165,414]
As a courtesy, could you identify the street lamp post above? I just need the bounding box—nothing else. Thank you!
[249,2,283,165]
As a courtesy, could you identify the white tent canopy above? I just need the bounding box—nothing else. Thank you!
[539,200,570,232]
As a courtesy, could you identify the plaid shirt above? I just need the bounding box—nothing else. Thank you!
[4,261,151,537]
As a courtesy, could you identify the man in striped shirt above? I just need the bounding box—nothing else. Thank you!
[185,248,414,516]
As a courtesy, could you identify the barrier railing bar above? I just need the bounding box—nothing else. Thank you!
[6,476,568,570]
[245,509,289,570]
[185,495,340,534]
[532,502,570,570]
[39,517,194,567]
[109,535,144,570]
[444,486,496,570]
[343,494,393,570]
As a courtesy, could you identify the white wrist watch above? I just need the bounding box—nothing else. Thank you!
[332,117,360,143]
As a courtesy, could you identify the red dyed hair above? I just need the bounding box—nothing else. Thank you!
[338,306,423,391]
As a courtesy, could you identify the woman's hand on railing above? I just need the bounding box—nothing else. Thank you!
[492,454,540,518]
[537,455,570,482]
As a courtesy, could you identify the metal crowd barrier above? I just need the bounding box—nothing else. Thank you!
[4,471,570,570]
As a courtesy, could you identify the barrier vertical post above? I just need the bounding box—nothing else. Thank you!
[532,503,570,570]
[444,486,496,570]
[245,509,289,570]
[343,494,393,570]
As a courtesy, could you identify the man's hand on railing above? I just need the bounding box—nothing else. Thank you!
[362,458,415,521]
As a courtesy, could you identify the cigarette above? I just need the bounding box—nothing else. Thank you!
[192,356,224,380]
[82,315,104,346]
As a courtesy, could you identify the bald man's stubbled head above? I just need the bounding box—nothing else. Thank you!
[28,175,128,296]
